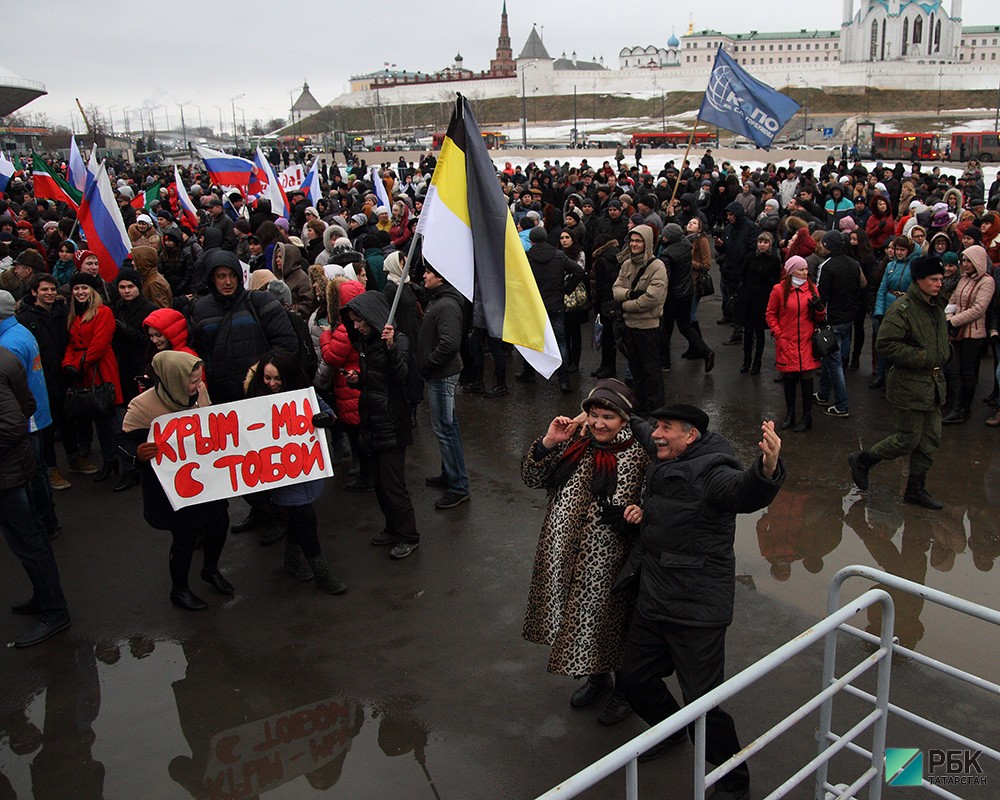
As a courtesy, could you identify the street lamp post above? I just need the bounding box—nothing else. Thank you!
[228,93,245,150]
[519,63,536,149]
[107,105,117,138]
[178,100,192,153]
[213,105,224,142]
[799,77,810,146]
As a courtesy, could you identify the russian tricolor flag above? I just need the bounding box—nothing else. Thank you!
[68,135,87,194]
[195,144,265,195]
[173,166,200,231]
[0,152,15,197]
[300,160,321,208]
[368,166,391,209]
[78,161,132,282]
[254,147,290,219]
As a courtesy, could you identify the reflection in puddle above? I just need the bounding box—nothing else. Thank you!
[738,468,1000,678]
[0,639,440,799]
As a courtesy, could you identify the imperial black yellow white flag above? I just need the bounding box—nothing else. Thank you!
[416,96,561,378]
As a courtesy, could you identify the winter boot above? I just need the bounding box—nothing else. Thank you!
[848,450,880,491]
[904,475,943,510]
[793,413,812,432]
[780,411,796,430]
[200,527,233,595]
[284,542,314,581]
[306,555,348,594]
[169,546,207,611]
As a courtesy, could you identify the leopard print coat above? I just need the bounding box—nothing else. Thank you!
[521,426,649,676]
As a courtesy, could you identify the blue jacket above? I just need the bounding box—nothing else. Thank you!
[875,256,913,318]
[0,316,51,432]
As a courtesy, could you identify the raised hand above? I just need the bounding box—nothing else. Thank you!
[758,420,781,478]
[542,416,581,449]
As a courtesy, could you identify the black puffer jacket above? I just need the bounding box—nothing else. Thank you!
[113,294,159,402]
[416,282,464,379]
[158,228,196,295]
[614,431,784,627]
[526,240,586,314]
[16,300,68,399]
[657,227,694,300]
[342,291,412,452]
[0,346,35,491]
[188,251,298,403]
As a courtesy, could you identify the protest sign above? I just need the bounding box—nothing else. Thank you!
[203,698,359,798]
[149,388,332,510]
[278,164,305,191]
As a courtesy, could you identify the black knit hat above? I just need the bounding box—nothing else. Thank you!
[69,271,103,292]
[116,268,143,289]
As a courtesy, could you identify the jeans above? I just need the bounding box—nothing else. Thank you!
[426,375,469,495]
[550,311,569,379]
[29,431,58,535]
[819,322,853,412]
[0,485,68,622]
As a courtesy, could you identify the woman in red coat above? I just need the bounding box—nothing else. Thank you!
[318,277,368,490]
[865,195,895,259]
[766,255,826,433]
[62,272,123,481]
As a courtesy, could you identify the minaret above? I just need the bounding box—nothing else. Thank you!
[842,0,853,25]
[951,0,962,20]
[491,1,516,74]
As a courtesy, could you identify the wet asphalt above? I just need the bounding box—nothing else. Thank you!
[1,294,998,799]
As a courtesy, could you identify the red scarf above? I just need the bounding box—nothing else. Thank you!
[547,433,634,499]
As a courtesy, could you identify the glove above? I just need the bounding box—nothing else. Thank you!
[807,296,825,313]
[311,412,335,429]
[627,289,643,301]
[63,365,80,380]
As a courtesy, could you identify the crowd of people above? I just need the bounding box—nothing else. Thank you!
[0,144,997,793]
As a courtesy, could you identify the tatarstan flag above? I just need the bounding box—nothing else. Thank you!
[31,153,82,209]
[131,181,161,211]
[415,95,560,377]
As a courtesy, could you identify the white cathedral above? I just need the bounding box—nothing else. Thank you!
[333,1,998,109]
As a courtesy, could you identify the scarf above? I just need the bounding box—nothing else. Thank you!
[546,431,634,499]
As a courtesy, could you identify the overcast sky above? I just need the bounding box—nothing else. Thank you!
[5,0,996,134]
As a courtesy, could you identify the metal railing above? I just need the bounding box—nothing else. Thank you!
[535,565,1000,800]
[815,565,1000,800]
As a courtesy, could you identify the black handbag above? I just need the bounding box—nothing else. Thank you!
[65,378,116,420]
[811,325,838,358]
[696,272,715,298]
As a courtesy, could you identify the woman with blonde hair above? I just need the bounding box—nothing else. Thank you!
[61,272,123,482]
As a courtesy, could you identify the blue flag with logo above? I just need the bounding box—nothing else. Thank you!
[698,47,801,150]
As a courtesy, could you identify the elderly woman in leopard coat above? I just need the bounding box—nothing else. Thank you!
[521,378,649,725]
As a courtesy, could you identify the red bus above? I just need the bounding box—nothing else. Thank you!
[431,131,508,150]
[871,132,940,161]
[629,132,717,148]
[950,131,1000,162]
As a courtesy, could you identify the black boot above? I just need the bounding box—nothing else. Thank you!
[904,474,943,510]
[113,469,139,493]
[942,409,966,424]
[780,411,796,430]
[169,546,207,611]
[200,525,233,594]
[231,507,270,534]
[750,359,761,375]
[569,673,613,708]
[93,460,117,482]
[739,358,751,374]
[793,413,812,432]
[284,542,313,581]
[306,555,348,594]
[848,450,880,491]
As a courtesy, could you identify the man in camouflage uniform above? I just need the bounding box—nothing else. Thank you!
[848,256,950,509]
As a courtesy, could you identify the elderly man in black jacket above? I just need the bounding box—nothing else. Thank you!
[815,229,864,418]
[0,346,70,647]
[519,225,586,393]
[418,266,470,510]
[614,405,784,800]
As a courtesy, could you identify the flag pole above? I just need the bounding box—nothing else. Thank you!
[386,231,422,327]
[669,115,701,208]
